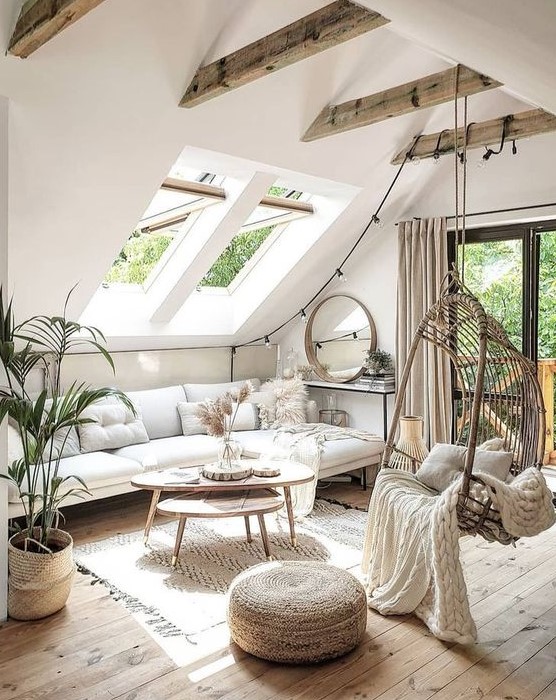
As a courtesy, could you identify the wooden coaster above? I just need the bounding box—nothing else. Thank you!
[202,463,252,481]
[252,464,281,478]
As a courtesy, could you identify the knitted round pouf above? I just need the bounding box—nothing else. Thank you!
[227,561,367,664]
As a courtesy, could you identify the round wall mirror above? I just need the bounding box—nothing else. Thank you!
[304,295,377,383]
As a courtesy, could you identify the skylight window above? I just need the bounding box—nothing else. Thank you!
[104,175,225,286]
[199,188,313,289]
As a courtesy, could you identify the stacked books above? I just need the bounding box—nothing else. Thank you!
[357,374,395,391]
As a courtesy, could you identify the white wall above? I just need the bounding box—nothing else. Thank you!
[0,96,8,621]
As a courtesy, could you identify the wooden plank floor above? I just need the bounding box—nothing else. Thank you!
[1,482,555,700]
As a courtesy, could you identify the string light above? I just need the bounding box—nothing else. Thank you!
[315,342,322,350]
[352,332,358,339]
[231,346,237,356]
[228,136,422,358]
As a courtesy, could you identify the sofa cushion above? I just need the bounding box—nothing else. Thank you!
[246,391,276,429]
[111,435,220,470]
[7,452,142,503]
[125,385,186,440]
[78,403,149,453]
[234,430,384,468]
[262,377,307,426]
[183,378,261,402]
[177,401,207,436]
[416,443,514,492]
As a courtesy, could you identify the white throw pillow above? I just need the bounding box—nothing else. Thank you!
[230,402,258,431]
[177,402,208,436]
[78,403,149,453]
[473,449,514,481]
[246,391,276,430]
[263,377,307,427]
[416,442,514,492]
[416,443,467,492]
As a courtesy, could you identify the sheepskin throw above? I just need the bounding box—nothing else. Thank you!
[263,377,307,427]
[362,467,555,644]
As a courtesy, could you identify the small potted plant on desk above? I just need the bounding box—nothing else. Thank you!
[0,288,131,620]
[363,349,393,377]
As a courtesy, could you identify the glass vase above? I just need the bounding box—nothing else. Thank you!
[217,436,242,471]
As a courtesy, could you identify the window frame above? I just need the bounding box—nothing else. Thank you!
[448,219,556,363]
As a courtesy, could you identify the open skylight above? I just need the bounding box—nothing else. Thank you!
[104,174,224,286]
[199,186,312,289]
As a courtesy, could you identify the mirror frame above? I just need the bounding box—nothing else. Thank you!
[304,294,377,383]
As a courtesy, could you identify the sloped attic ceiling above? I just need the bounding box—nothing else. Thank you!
[1,0,556,350]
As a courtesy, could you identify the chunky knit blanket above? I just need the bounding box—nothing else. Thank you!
[362,467,556,644]
[271,424,383,517]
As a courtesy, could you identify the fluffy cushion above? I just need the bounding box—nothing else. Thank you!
[263,377,307,427]
[177,402,207,436]
[78,403,149,453]
[183,378,261,402]
[246,391,276,430]
[417,442,514,492]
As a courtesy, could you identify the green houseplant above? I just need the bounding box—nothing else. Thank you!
[363,348,393,376]
[0,287,131,619]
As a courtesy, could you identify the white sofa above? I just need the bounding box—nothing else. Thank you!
[7,378,384,518]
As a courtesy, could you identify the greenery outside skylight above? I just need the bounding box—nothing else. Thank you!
[104,174,221,286]
[199,185,309,289]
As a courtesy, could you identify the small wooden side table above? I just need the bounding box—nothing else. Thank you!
[156,488,284,567]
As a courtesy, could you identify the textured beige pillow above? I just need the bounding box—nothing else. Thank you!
[177,402,207,436]
[416,443,466,492]
[263,377,308,427]
[78,402,149,453]
[416,442,514,492]
[230,403,258,431]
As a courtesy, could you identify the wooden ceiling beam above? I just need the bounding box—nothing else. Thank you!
[180,1,389,108]
[391,109,556,164]
[302,65,501,142]
[8,0,107,58]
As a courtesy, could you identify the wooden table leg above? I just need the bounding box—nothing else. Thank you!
[144,489,162,544]
[283,486,297,547]
[257,514,273,561]
[171,516,187,568]
[244,516,252,543]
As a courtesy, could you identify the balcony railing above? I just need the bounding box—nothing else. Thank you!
[538,359,556,466]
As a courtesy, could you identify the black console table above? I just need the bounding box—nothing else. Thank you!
[304,380,394,441]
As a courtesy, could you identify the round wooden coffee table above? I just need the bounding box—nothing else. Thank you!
[131,459,314,548]
[156,488,284,567]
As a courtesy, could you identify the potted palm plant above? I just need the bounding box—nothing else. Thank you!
[0,287,131,620]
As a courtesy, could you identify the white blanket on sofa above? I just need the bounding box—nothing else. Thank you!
[361,467,555,644]
[271,424,383,517]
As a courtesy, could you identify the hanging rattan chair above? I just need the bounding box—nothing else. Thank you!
[383,271,546,545]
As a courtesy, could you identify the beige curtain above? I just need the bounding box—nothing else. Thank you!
[396,217,451,447]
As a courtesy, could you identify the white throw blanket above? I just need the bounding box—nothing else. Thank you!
[268,423,383,517]
[362,467,556,644]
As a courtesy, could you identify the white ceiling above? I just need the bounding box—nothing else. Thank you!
[0,0,555,348]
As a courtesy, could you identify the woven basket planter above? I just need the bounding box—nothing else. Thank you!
[8,528,75,621]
